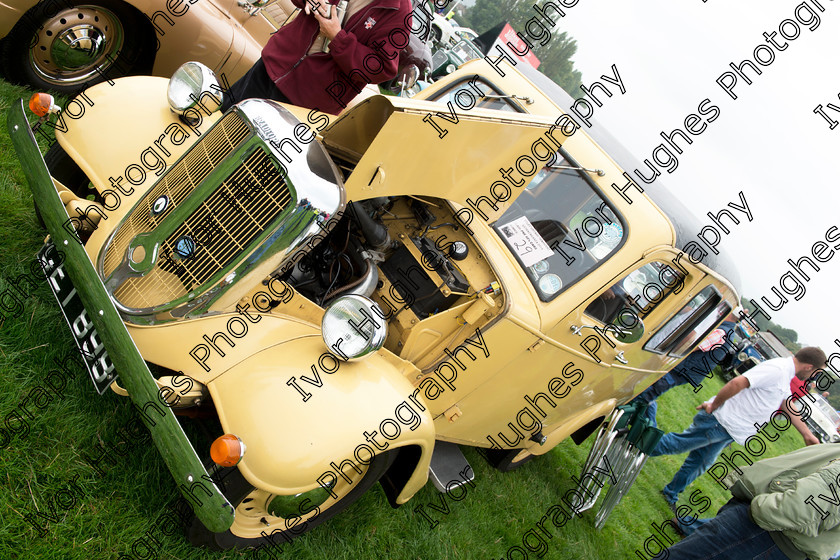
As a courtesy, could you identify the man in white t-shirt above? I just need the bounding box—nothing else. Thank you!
[650,346,827,509]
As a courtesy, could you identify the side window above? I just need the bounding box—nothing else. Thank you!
[645,286,733,357]
[427,78,525,112]
[585,262,684,325]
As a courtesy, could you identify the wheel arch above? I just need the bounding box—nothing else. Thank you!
[207,336,435,503]
[127,0,244,78]
[380,443,425,507]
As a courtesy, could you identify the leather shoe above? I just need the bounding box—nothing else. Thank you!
[661,490,677,514]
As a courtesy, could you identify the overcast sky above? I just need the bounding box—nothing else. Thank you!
[539,0,840,357]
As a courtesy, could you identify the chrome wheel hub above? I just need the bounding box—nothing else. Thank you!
[29,6,124,86]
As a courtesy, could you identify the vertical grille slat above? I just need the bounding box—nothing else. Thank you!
[112,146,293,310]
[104,112,250,277]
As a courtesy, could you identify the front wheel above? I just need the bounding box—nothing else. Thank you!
[483,448,535,473]
[33,143,98,234]
[1,0,153,94]
[188,451,395,550]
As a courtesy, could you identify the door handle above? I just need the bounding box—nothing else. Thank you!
[614,351,628,364]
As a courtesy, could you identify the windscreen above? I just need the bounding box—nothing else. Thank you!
[490,153,625,301]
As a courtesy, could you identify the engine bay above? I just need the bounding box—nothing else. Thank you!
[279,195,504,370]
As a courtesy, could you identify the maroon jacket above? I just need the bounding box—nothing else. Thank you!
[262,0,412,115]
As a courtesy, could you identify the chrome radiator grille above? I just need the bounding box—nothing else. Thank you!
[112,149,292,308]
[103,112,251,277]
[96,98,346,323]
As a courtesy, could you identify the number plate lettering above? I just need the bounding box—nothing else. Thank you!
[37,244,118,394]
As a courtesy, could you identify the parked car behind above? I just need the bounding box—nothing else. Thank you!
[0,0,295,93]
[788,393,840,443]
[723,329,792,378]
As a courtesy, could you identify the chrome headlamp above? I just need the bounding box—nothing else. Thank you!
[167,61,223,115]
[321,295,387,361]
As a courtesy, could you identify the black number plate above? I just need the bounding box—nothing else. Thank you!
[38,244,117,394]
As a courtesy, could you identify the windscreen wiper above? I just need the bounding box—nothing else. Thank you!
[547,162,606,177]
[480,93,535,105]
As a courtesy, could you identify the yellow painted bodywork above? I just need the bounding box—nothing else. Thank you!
[209,337,433,502]
[402,59,739,450]
[47,57,739,509]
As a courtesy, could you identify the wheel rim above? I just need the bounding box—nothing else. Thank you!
[229,466,367,539]
[29,5,124,86]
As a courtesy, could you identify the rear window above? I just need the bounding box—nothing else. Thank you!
[645,286,732,357]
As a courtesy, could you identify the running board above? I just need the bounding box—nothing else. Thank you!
[428,441,474,492]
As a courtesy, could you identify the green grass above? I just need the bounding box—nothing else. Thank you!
[0,79,807,560]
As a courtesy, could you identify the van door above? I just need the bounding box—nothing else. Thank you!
[550,252,740,407]
[432,256,692,448]
[549,255,695,401]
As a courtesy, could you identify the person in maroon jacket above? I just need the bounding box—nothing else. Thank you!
[221,0,413,115]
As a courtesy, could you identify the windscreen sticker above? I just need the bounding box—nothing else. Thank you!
[498,216,554,267]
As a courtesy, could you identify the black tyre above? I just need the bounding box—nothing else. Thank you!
[188,451,395,550]
[1,0,154,94]
[34,143,97,230]
[483,448,535,473]
[44,142,94,195]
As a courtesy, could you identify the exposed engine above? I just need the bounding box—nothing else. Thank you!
[279,195,503,363]
[282,196,473,317]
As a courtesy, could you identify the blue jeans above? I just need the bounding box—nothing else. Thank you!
[675,514,711,537]
[650,410,734,504]
[633,349,717,427]
[672,349,721,389]
[666,499,788,560]
[633,372,677,426]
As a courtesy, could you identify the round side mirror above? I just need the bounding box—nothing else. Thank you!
[612,315,644,344]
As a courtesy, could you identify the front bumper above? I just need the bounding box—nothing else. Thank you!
[7,99,235,533]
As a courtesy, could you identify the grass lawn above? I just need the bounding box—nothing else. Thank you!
[0,79,808,560]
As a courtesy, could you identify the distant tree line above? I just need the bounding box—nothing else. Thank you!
[456,0,583,94]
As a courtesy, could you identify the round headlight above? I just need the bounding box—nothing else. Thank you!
[321,295,387,361]
[737,351,748,362]
[167,61,223,115]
